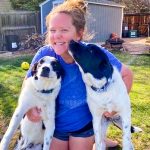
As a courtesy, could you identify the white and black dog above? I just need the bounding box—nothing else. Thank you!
[69,41,142,150]
[0,56,64,150]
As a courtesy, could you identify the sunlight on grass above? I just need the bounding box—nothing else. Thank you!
[106,52,150,150]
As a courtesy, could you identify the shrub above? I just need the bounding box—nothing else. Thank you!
[10,0,45,11]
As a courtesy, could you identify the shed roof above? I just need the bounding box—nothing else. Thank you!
[87,0,124,8]
[39,0,49,7]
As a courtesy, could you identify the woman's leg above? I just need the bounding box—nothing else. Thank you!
[105,138,118,147]
[69,135,95,150]
[50,137,69,150]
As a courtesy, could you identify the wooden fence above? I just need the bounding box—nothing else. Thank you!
[123,13,150,37]
[0,11,40,50]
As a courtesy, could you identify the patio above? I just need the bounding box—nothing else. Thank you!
[122,37,150,54]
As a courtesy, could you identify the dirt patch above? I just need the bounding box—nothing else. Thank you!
[122,38,150,54]
[13,48,37,56]
[99,37,150,55]
[0,49,37,58]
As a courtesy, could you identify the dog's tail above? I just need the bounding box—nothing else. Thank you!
[131,126,143,133]
[112,116,143,133]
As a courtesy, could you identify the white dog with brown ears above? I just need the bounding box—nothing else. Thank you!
[0,56,64,150]
[69,40,142,150]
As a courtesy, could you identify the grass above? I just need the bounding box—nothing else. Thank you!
[107,51,150,150]
[0,56,33,118]
[0,52,150,149]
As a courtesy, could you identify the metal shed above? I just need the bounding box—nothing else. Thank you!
[87,0,124,42]
[40,0,64,34]
[40,0,124,42]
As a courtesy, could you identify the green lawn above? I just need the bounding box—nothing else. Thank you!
[108,52,150,150]
[0,52,149,150]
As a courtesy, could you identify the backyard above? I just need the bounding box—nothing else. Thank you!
[0,51,149,150]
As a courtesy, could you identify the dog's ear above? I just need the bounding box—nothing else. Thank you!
[57,63,65,79]
[31,62,38,77]
[52,60,64,79]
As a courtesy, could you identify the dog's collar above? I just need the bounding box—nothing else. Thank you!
[90,79,113,92]
[37,89,54,94]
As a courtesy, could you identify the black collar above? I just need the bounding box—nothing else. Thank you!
[91,79,113,92]
[37,89,54,94]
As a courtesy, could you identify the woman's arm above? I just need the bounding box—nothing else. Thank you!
[120,64,133,93]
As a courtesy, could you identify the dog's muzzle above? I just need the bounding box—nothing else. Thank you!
[40,66,50,77]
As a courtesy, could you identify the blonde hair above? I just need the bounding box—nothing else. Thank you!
[45,0,92,44]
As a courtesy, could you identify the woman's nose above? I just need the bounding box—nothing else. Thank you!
[54,31,62,39]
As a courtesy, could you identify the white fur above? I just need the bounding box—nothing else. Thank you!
[79,66,134,150]
[0,56,62,150]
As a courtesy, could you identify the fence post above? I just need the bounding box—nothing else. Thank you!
[35,11,41,33]
[0,13,3,50]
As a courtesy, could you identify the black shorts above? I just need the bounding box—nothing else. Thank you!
[53,121,94,141]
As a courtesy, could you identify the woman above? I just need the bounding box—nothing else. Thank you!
[25,0,133,149]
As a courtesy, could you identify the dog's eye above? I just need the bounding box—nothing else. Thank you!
[89,49,93,53]
[40,59,44,64]
[51,61,63,72]
[51,61,58,70]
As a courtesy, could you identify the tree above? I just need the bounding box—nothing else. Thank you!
[111,0,150,13]
[10,0,45,11]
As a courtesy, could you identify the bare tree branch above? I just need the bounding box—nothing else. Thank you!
[111,0,150,13]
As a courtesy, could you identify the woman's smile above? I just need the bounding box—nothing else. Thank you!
[54,42,66,45]
[48,13,82,57]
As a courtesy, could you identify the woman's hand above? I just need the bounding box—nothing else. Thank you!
[26,107,42,122]
[103,111,117,118]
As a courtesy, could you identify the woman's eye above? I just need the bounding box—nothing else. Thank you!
[40,59,44,64]
[61,29,68,32]
[50,29,56,33]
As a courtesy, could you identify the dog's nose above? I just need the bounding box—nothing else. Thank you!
[42,67,50,73]
[40,66,50,77]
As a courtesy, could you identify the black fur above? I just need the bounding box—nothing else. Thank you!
[69,40,113,81]
[51,59,64,79]
[31,57,64,80]
[40,66,50,78]
[31,62,38,77]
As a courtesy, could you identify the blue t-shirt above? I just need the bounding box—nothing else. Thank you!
[26,43,122,132]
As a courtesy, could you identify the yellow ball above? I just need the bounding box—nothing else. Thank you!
[21,62,30,70]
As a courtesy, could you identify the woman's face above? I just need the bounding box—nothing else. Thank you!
[48,13,82,56]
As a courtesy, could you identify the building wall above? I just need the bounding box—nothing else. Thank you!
[40,0,64,34]
[87,3,123,42]
[40,0,54,34]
